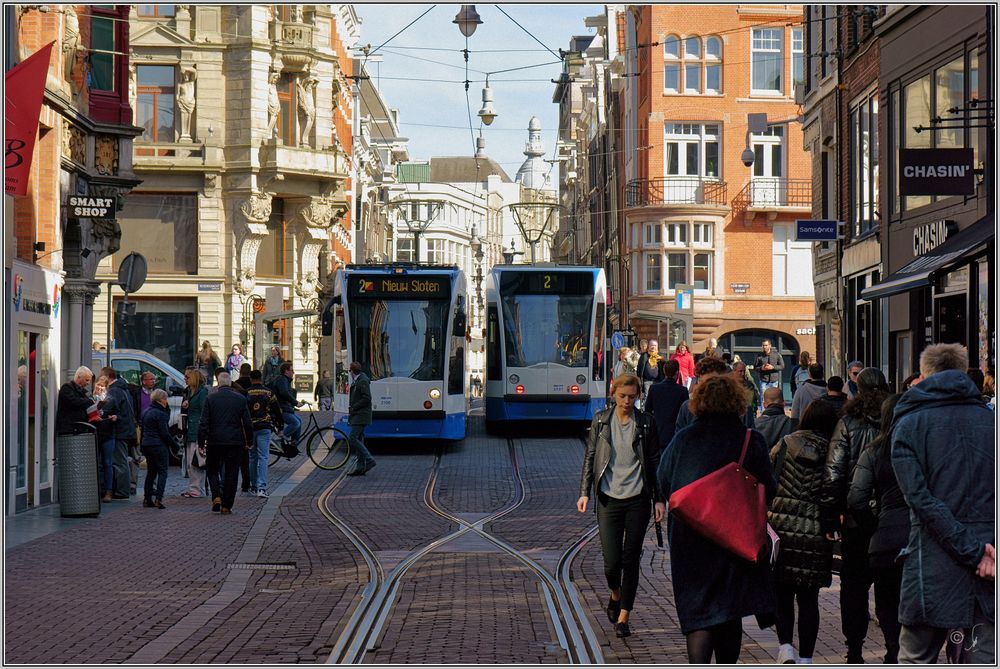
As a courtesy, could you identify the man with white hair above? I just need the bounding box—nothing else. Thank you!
[198,371,253,514]
[56,366,94,434]
[891,343,995,663]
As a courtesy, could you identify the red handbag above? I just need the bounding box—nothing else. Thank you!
[668,428,767,562]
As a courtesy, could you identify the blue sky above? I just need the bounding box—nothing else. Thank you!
[354,3,602,179]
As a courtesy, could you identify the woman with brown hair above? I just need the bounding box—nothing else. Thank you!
[577,373,664,639]
[657,373,777,663]
[669,340,696,388]
[195,341,222,387]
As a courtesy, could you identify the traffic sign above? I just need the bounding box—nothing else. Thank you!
[611,331,625,350]
[795,219,842,241]
[117,252,148,293]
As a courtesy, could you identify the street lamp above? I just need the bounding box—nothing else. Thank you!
[389,198,443,263]
[453,5,483,37]
[478,80,497,125]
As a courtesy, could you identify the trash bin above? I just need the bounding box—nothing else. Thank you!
[56,422,100,518]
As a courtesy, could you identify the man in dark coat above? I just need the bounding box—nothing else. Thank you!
[55,366,94,434]
[271,362,303,448]
[102,367,138,499]
[198,372,253,514]
[644,358,688,450]
[817,376,848,415]
[755,386,792,449]
[752,339,784,411]
[891,344,995,663]
[346,361,376,476]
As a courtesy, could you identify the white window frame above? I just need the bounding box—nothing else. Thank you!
[665,34,723,96]
[396,236,414,262]
[791,28,804,91]
[751,27,784,95]
[664,123,721,179]
[693,222,714,247]
[643,223,662,246]
[664,34,680,93]
[644,253,663,293]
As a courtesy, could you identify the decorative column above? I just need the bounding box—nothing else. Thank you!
[234,191,272,297]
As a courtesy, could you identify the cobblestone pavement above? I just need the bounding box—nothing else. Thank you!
[6,413,893,664]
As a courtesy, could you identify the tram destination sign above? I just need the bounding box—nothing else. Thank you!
[899,148,975,196]
[349,274,450,299]
[499,271,592,295]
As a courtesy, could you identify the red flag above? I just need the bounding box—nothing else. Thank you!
[5,41,55,197]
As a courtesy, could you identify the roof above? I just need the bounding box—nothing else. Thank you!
[396,162,431,183]
[429,156,512,183]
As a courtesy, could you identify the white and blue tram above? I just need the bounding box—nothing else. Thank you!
[484,266,608,426]
[322,265,469,440]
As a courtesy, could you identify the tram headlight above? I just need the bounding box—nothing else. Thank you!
[515,384,525,394]
[508,374,520,384]
[428,388,441,400]
[576,375,586,385]
[570,385,580,394]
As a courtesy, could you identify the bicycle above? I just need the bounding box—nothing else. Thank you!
[268,401,352,470]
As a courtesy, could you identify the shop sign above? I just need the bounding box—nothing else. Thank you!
[796,328,817,335]
[67,195,118,220]
[730,282,750,294]
[794,219,842,241]
[912,219,955,256]
[899,148,975,196]
[12,273,53,315]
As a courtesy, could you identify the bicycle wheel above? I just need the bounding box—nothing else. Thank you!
[269,434,282,466]
[307,426,351,470]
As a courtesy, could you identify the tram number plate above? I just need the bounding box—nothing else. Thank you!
[379,396,393,408]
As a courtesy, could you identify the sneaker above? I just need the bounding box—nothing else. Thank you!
[797,658,813,664]
[220,507,232,515]
[211,497,222,513]
[257,489,269,498]
[778,644,799,664]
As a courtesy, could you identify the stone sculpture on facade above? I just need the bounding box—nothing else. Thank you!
[62,6,82,86]
[266,70,281,139]
[236,191,273,295]
[176,67,197,141]
[297,74,318,147]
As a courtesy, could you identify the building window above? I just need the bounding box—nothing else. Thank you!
[276,73,297,145]
[665,34,722,95]
[89,15,116,91]
[772,223,814,297]
[257,199,286,278]
[136,65,175,144]
[693,252,712,291]
[751,28,783,94]
[667,252,688,290]
[792,28,804,90]
[644,223,661,245]
[137,5,175,17]
[396,237,414,262]
[666,222,687,244]
[117,193,198,274]
[427,238,445,264]
[645,254,662,292]
[849,92,879,237]
[693,222,713,246]
[665,123,720,179]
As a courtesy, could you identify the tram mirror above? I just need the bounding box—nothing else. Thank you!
[452,309,467,337]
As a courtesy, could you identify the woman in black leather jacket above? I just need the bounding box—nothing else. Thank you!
[577,373,664,639]
[847,393,906,663]
[819,367,890,663]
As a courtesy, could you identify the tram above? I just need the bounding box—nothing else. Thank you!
[483,265,608,427]
[321,264,469,440]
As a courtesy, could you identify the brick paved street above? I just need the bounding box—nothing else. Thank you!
[6,414,892,664]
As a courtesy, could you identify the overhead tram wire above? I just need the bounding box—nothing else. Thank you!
[494,5,562,60]
[366,5,438,58]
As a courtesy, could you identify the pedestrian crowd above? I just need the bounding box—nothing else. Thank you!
[580,340,995,664]
[54,341,378,516]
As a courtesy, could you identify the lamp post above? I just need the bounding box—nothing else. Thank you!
[389,198,442,263]
[452,5,482,37]
[470,224,485,326]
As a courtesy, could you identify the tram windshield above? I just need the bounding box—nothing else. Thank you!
[349,299,450,381]
[499,273,594,369]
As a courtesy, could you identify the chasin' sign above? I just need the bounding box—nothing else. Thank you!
[899,148,975,196]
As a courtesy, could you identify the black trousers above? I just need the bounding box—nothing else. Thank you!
[839,526,874,655]
[111,439,131,497]
[239,446,252,491]
[596,492,650,611]
[207,443,244,509]
[775,583,821,658]
[140,444,169,502]
[871,561,903,663]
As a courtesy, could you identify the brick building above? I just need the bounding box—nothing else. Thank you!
[619,4,816,394]
[6,5,140,513]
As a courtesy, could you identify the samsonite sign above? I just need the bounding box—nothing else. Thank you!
[899,148,975,196]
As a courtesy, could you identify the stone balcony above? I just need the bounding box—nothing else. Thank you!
[133,141,224,171]
[258,140,349,182]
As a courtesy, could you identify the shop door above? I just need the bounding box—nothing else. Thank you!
[935,294,968,347]
[15,331,49,509]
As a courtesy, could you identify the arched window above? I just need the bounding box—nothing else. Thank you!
[665,35,722,95]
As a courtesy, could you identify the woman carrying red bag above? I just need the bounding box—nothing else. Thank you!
[657,374,777,663]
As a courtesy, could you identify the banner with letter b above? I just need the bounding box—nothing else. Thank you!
[5,42,55,196]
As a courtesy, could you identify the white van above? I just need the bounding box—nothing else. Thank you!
[90,349,187,460]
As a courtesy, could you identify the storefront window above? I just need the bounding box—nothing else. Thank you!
[118,193,198,274]
[935,56,965,149]
[113,299,197,372]
[903,75,932,210]
[16,332,28,489]
[38,334,49,486]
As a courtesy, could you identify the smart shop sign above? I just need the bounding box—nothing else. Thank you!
[899,148,975,196]
[66,195,117,220]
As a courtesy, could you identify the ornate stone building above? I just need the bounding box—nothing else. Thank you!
[92,5,357,389]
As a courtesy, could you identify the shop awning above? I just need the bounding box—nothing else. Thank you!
[860,217,993,300]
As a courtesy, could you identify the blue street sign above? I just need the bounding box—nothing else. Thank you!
[795,219,841,241]
[611,331,625,350]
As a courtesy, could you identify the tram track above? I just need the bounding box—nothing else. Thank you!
[318,433,603,664]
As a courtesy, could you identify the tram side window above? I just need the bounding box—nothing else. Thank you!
[486,305,501,381]
[593,303,606,381]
